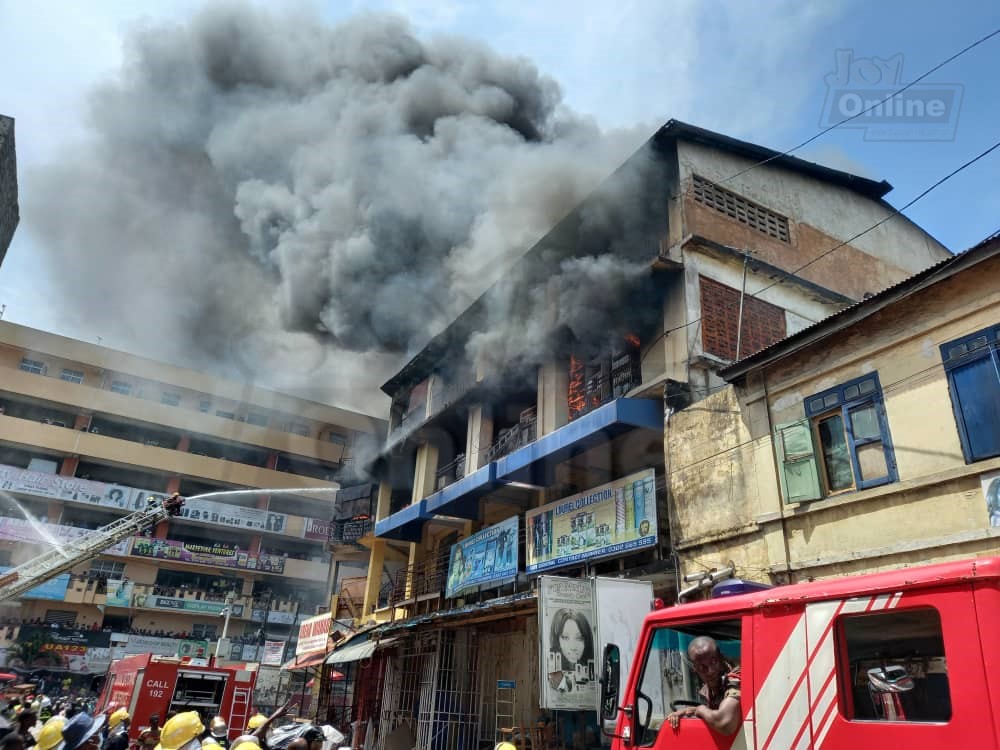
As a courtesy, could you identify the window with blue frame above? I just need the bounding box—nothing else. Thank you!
[774,373,896,503]
[804,374,896,494]
[940,325,1000,463]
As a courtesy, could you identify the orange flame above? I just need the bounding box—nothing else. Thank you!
[568,355,586,420]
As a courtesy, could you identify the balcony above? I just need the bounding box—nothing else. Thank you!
[69,577,253,617]
[384,549,450,617]
[484,410,537,463]
[434,453,466,492]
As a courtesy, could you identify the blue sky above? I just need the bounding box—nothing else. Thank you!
[0,0,997,391]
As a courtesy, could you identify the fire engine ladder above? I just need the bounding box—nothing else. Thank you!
[0,494,185,602]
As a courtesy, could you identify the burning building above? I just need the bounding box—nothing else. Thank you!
[317,120,951,747]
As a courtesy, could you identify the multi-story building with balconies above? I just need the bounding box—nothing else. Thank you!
[342,120,952,748]
[0,319,383,701]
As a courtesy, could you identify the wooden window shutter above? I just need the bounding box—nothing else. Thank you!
[774,419,822,503]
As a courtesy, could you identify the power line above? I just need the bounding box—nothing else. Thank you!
[702,27,1000,190]
[667,298,1000,477]
[753,138,1000,297]
[641,139,1000,364]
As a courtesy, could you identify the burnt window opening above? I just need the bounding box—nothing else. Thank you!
[692,174,791,243]
[699,275,787,361]
[568,337,642,421]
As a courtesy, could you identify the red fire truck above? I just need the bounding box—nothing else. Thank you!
[98,654,258,741]
[599,556,1000,749]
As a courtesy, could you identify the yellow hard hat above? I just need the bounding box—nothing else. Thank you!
[109,708,130,731]
[495,744,517,750]
[231,736,260,750]
[159,711,205,750]
[36,717,66,750]
[245,714,267,731]
[201,739,222,750]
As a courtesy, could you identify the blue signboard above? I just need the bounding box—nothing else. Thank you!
[445,516,519,598]
[0,567,70,600]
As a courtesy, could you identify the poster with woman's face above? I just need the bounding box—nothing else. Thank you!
[539,576,596,710]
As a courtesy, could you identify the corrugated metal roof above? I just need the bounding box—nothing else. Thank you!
[720,230,1000,380]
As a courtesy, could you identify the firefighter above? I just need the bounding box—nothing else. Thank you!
[103,710,129,750]
[60,711,106,750]
[156,713,203,750]
[242,718,265,736]
[34,718,65,750]
[207,719,227,750]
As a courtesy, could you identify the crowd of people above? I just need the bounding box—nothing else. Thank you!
[0,698,338,750]
[0,620,204,641]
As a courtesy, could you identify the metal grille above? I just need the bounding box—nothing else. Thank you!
[417,630,481,750]
[376,633,438,750]
[376,631,482,750]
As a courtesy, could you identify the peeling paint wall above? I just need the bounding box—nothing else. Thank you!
[668,253,1000,585]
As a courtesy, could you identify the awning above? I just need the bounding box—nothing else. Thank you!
[281,650,328,671]
[374,499,430,542]
[325,637,399,665]
[424,464,497,519]
[495,397,662,485]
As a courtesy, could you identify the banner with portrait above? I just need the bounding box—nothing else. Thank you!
[539,576,596,710]
[445,516,519,598]
[526,469,657,574]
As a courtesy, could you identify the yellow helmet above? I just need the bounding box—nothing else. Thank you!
[159,711,205,750]
[495,744,517,750]
[109,708,130,731]
[245,714,267,731]
[231,736,260,750]
[36,717,66,750]
[201,739,222,750]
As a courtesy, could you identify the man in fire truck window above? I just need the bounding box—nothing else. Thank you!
[667,636,741,736]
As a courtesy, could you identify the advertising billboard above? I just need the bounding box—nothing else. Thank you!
[538,577,596,711]
[445,516,519,598]
[131,537,285,573]
[526,469,657,574]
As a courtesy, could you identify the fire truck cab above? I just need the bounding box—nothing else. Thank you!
[599,556,1000,749]
[99,654,257,741]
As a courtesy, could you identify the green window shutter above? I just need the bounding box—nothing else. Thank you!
[774,419,822,503]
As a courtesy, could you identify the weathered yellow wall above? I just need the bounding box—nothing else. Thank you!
[670,255,1000,585]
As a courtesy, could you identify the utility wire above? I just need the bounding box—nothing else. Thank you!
[702,27,1000,190]
[641,140,1000,364]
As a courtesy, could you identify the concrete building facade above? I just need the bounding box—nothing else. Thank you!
[669,231,1000,589]
[340,121,951,749]
[0,319,383,702]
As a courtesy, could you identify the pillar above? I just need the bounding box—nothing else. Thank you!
[59,457,79,477]
[536,360,569,437]
[266,451,279,471]
[375,482,392,522]
[74,415,91,431]
[361,540,386,618]
[410,442,439,504]
[176,436,190,452]
[464,405,493,473]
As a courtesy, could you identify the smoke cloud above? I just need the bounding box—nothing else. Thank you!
[28,4,650,414]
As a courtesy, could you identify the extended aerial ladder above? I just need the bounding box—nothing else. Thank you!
[0,494,185,602]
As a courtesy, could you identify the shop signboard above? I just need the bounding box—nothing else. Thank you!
[122,634,181,656]
[177,639,210,658]
[302,518,331,541]
[538,577,596,711]
[445,516,519,598]
[0,567,70,600]
[250,609,298,625]
[295,613,331,657]
[105,579,134,607]
[0,463,323,537]
[525,469,657,574]
[145,595,245,617]
[262,641,286,666]
[131,537,285,573]
[0,517,131,556]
